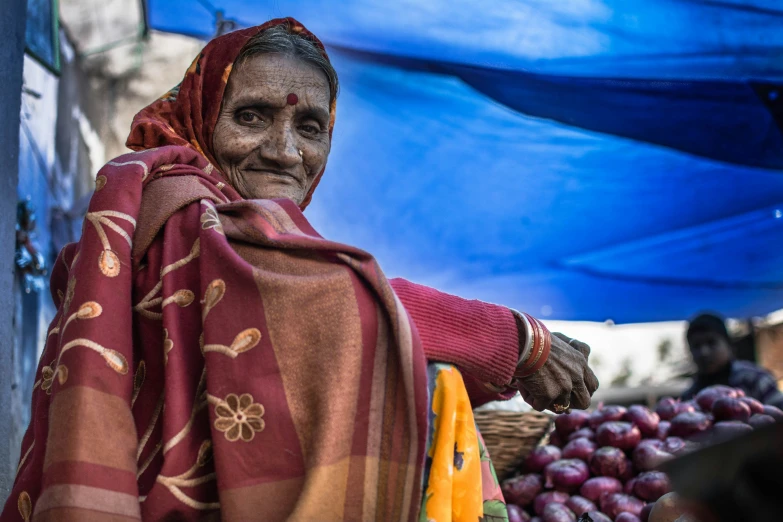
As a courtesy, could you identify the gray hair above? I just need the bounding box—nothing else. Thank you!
[237,25,339,105]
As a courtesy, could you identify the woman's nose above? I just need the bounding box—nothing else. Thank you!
[262,121,301,168]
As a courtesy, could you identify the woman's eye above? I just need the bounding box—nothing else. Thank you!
[238,111,260,124]
[299,124,320,135]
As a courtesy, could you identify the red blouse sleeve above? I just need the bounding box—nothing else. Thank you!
[389,277,520,406]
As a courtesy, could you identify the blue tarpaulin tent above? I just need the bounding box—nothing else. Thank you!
[145,0,783,323]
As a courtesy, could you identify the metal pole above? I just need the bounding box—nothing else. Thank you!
[0,0,29,501]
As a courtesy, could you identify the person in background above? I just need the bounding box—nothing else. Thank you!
[681,313,783,408]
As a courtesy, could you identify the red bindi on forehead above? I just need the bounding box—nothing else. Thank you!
[286,93,299,105]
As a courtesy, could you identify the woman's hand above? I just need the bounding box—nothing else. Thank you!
[517,332,599,412]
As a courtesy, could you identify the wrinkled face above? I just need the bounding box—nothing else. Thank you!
[212,53,331,205]
[688,331,733,375]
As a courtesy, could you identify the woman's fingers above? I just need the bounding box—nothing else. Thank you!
[520,388,538,409]
[531,383,560,412]
[553,332,591,360]
[530,392,548,412]
[571,380,592,410]
[570,339,591,360]
[548,390,573,413]
[518,332,599,412]
[584,367,600,395]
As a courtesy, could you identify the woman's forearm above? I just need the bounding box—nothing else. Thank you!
[389,277,519,391]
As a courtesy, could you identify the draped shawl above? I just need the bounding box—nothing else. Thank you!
[5,142,429,521]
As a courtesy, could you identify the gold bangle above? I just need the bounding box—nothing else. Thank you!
[523,318,546,370]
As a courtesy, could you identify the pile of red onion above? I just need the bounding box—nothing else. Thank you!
[502,386,782,522]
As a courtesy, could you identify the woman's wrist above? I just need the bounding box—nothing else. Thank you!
[513,310,533,365]
[510,311,552,383]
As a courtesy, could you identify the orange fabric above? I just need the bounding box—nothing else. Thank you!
[420,364,509,522]
[425,367,483,521]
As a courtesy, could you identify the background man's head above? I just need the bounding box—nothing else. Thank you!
[687,313,734,375]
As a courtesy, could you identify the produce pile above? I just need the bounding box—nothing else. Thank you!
[501,385,783,522]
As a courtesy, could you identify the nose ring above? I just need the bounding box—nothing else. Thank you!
[298,149,303,158]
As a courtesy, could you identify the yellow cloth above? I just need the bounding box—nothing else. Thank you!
[421,364,508,522]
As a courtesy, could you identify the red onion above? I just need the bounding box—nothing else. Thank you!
[673,402,697,417]
[763,405,783,422]
[590,447,628,478]
[669,411,711,438]
[633,471,671,501]
[565,496,596,516]
[549,430,566,448]
[545,459,590,492]
[507,504,532,522]
[625,405,661,437]
[589,406,627,430]
[637,439,664,451]
[616,514,642,522]
[654,421,670,440]
[581,512,612,522]
[662,437,686,455]
[526,445,563,472]
[542,503,576,522]
[599,493,645,519]
[596,422,642,450]
[640,503,654,522]
[695,385,737,411]
[739,397,764,415]
[555,410,591,436]
[534,491,570,516]
[562,438,597,462]
[632,444,674,471]
[712,397,751,423]
[749,413,776,429]
[580,477,623,501]
[502,473,544,506]
[619,458,635,482]
[655,398,679,421]
[624,478,638,495]
[708,420,753,443]
[568,428,596,442]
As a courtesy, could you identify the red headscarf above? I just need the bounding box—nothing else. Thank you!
[126,17,335,210]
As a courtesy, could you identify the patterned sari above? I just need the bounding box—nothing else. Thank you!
[1,18,508,522]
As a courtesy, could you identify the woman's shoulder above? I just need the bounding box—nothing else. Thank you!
[101,145,212,181]
[49,242,79,303]
[92,145,222,211]
[88,146,226,266]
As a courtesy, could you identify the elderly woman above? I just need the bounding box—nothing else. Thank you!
[2,19,597,522]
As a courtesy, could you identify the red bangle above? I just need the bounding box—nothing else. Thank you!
[515,314,551,378]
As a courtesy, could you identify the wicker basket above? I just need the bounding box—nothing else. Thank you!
[474,410,552,480]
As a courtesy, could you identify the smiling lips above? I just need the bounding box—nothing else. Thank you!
[246,168,300,184]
